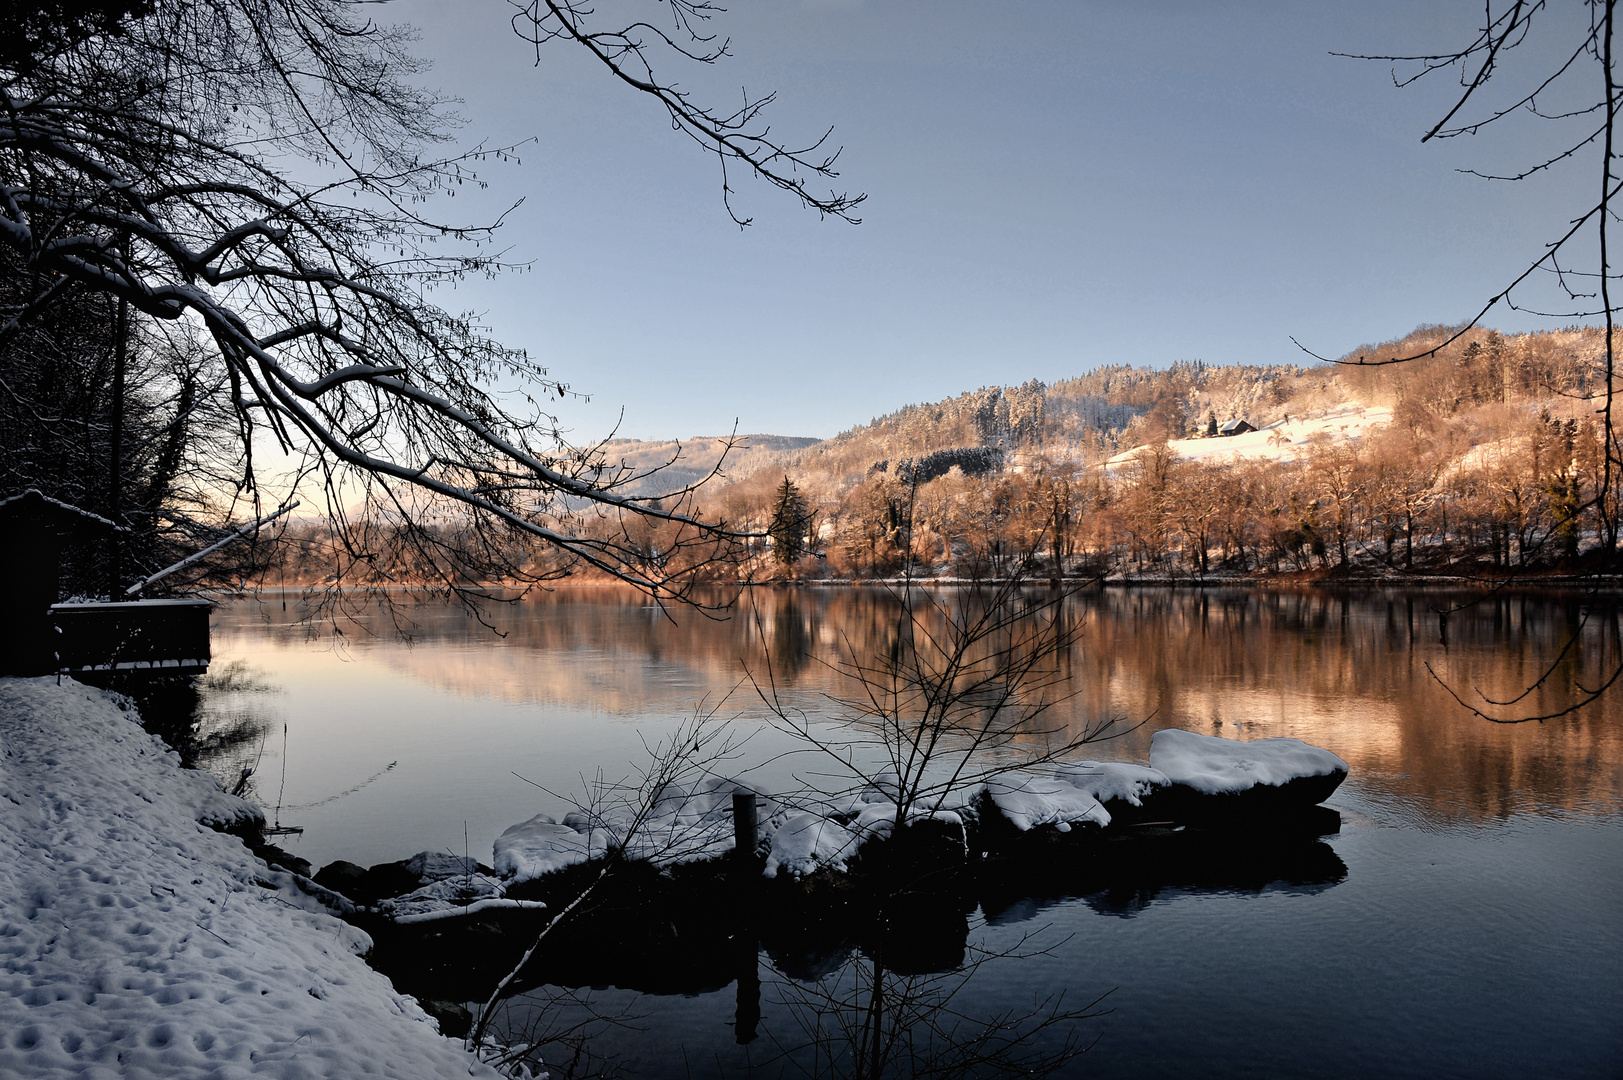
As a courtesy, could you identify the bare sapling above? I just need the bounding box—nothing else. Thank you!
[468,703,753,1060]
[753,562,1127,870]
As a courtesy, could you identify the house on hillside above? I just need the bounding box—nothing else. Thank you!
[1218,419,1256,437]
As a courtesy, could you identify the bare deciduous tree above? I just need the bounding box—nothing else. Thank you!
[1304,2,1623,719]
[1,0,861,606]
[756,577,1123,843]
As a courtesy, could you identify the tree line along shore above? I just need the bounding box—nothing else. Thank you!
[253,324,1623,589]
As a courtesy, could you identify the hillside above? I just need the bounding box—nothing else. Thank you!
[614,323,1605,493]
[271,323,1618,585]
[594,434,821,497]
[662,323,1617,580]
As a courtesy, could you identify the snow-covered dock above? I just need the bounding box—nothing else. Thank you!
[0,677,497,1079]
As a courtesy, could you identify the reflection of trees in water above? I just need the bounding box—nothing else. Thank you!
[1061,588,1623,823]
[120,661,278,785]
[179,660,283,799]
[483,931,1103,1080]
[765,590,817,683]
[212,587,1623,822]
[417,813,1346,1078]
[756,919,1104,1080]
[472,985,631,1080]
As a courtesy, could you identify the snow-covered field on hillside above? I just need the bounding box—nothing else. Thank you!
[0,677,498,1079]
[1105,403,1394,471]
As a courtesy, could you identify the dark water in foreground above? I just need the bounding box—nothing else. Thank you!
[196,586,1622,1078]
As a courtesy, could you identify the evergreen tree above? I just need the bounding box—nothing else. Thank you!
[768,476,811,569]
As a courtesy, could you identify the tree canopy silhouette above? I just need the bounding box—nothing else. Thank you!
[0,0,861,603]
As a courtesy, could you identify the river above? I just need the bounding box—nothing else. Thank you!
[189,584,1621,1078]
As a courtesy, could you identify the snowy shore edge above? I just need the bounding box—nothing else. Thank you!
[0,677,498,1079]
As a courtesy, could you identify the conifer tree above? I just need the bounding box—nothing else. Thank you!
[768,476,811,570]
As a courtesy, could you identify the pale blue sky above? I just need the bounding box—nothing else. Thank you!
[393,1,1595,441]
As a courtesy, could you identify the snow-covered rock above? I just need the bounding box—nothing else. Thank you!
[979,762,1170,833]
[406,850,481,882]
[494,771,964,884]
[493,814,594,881]
[1149,729,1347,794]
[1053,760,1169,807]
[490,734,1345,889]
[985,774,1109,832]
[0,677,498,1079]
[764,811,859,879]
[496,776,794,885]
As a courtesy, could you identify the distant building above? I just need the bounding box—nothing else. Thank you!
[1218,418,1256,437]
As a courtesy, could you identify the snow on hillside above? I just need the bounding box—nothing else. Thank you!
[1105,403,1394,472]
[593,433,822,496]
[0,678,499,1080]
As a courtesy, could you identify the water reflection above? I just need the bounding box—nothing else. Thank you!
[468,884,1109,1079]
[213,585,1623,836]
[200,587,1621,1080]
[752,928,1105,1080]
[1054,588,1623,824]
[120,660,281,799]
[461,824,1348,1079]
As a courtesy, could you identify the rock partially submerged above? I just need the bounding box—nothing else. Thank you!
[318,731,1352,1009]
[988,760,1172,832]
[1147,729,1349,820]
[312,849,548,924]
[322,730,1348,940]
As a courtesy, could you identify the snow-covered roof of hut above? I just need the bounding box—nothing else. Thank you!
[0,488,120,532]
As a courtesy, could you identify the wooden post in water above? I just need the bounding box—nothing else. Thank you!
[731,789,761,1043]
[732,790,758,863]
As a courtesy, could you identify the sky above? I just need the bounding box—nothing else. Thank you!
[387,0,1598,442]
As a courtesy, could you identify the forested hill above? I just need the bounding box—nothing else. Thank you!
[668,322,1617,581]
[268,322,1619,583]
[613,323,1607,495]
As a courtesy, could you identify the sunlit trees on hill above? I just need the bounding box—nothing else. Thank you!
[767,476,813,572]
[701,325,1620,582]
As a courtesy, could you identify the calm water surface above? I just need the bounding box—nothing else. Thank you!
[198,586,1622,1079]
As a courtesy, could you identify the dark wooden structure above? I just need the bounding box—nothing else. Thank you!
[51,599,212,676]
[0,490,119,676]
[1219,418,1257,437]
[0,488,213,678]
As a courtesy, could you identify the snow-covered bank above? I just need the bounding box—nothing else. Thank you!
[0,677,497,1079]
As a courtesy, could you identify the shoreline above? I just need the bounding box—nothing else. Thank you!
[0,677,499,1079]
[209,569,1623,601]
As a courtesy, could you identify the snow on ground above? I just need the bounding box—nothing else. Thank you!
[1149,728,1348,794]
[0,677,498,1079]
[1104,403,1394,472]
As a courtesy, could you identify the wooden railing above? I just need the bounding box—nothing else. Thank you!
[51,600,212,676]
